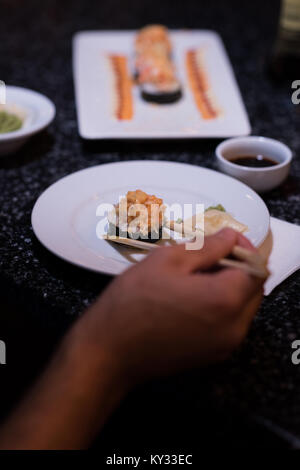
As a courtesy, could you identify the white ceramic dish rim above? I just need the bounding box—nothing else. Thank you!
[216,136,293,172]
[0,86,56,142]
[31,160,270,275]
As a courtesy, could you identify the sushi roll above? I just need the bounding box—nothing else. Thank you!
[141,81,182,104]
[135,25,172,57]
[134,25,182,104]
[107,190,165,243]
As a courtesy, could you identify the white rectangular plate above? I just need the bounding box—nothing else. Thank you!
[73,30,251,139]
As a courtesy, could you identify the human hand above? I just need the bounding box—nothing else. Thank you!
[0,228,265,450]
[75,228,264,386]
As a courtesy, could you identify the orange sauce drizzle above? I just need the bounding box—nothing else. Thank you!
[186,49,219,120]
[109,55,133,120]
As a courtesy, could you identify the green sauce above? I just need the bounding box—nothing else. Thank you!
[0,111,23,134]
[205,204,226,212]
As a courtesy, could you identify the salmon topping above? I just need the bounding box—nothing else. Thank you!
[116,190,165,234]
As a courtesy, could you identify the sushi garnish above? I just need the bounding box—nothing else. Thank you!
[109,55,134,120]
[108,190,165,242]
[134,25,182,104]
[186,49,220,119]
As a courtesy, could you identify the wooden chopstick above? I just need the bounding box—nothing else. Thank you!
[218,258,269,279]
[103,233,269,279]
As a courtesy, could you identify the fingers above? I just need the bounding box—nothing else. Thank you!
[149,228,259,279]
[236,232,256,251]
[174,228,240,273]
[180,263,263,317]
[214,267,264,304]
[183,267,262,306]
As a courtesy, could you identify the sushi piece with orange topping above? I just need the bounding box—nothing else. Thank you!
[108,189,165,242]
[134,25,182,104]
[135,25,172,56]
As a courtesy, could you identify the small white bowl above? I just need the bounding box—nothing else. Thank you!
[0,86,55,156]
[216,136,292,192]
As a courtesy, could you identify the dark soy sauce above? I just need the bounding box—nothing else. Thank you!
[230,155,278,168]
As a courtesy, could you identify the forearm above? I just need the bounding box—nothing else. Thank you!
[0,318,128,449]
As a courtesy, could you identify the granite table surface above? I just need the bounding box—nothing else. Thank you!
[0,0,300,451]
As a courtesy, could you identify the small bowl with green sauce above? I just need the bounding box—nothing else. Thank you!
[216,136,292,192]
[0,86,55,156]
[0,109,23,134]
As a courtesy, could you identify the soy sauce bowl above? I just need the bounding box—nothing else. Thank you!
[216,136,292,192]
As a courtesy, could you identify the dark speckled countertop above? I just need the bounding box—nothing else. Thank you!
[0,0,300,452]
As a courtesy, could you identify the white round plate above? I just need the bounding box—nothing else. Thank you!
[32,160,270,275]
[0,86,55,155]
